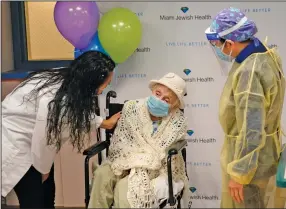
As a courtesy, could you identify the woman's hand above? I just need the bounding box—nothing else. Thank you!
[42,173,49,183]
[100,112,121,129]
[108,112,121,128]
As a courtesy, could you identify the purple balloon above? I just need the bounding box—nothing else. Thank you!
[54,1,100,49]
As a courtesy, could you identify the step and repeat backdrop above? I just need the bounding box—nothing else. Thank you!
[96,2,286,208]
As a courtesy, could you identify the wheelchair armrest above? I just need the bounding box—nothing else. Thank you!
[83,140,110,157]
[167,140,187,156]
[166,140,187,206]
[83,140,110,207]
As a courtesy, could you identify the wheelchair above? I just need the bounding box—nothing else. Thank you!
[83,91,189,208]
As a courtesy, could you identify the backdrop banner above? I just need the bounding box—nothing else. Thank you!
[98,2,286,208]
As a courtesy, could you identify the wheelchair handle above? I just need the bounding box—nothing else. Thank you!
[106,91,117,117]
[106,91,117,108]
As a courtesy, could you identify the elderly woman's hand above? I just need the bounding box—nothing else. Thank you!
[100,112,121,130]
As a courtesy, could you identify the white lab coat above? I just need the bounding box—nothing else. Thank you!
[1,79,103,197]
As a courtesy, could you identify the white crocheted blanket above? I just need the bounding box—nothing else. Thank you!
[107,99,190,208]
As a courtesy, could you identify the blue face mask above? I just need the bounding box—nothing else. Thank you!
[213,44,233,62]
[147,96,169,117]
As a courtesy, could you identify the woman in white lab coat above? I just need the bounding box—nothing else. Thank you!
[2,51,121,208]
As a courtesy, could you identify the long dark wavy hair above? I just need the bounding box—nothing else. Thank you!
[15,51,115,152]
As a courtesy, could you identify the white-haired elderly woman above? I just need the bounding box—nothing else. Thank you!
[88,73,191,208]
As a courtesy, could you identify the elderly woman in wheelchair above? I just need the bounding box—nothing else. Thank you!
[88,73,191,208]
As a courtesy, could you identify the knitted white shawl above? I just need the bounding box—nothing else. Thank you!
[107,99,190,208]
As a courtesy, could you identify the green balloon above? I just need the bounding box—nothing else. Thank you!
[98,7,142,63]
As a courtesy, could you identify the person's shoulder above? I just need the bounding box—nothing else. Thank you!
[176,109,187,121]
[169,109,187,130]
[237,50,277,73]
[235,52,279,84]
[122,98,146,113]
[175,109,187,121]
[124,98,146,106]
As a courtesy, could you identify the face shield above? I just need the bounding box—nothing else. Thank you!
[205,17,248,76]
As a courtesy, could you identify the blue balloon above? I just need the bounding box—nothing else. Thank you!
[74,31,109,59]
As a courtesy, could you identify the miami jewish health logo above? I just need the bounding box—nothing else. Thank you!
[189,187,219,201]
[160,6,212,21]
[186,130,216,144]
[268,44,278,49]
[182,68,214,83]
[241,7,271,13]
[135,47,151,53]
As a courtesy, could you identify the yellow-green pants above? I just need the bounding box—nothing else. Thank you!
[221,173,269,208]
[88,163,130,208]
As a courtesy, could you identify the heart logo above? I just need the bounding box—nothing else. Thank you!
[181,7,189,13]
[183,69,191,75]
[189,187,197,193]
[187,130,194,136]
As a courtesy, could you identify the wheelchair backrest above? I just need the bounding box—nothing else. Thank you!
[106,103,124,120]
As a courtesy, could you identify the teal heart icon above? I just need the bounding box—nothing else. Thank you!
[181,7,189,13]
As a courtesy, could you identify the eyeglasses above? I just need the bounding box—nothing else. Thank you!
[209,40,223,47]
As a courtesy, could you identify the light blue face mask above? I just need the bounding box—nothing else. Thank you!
[147,96,169,117]
[213,43,233,62]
